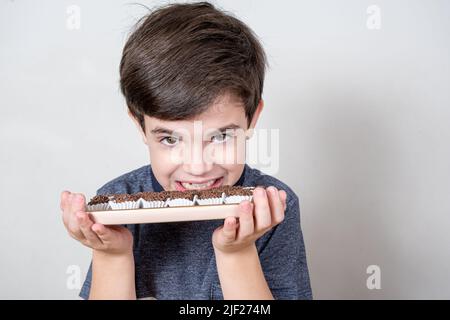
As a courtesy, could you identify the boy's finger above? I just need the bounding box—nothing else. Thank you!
[266,187,285,225]
[60,190,70,212]
[77,212,103,246]
[91,223,113,243]
[68,193,87,228]
[64,197,85,241]
[67,195,83,229]
[279,190,287,211]
[236,201,254,239]
[70,193,86,213]
[61,195,71,226]
[253,187,272,231]
[66,216,85,241]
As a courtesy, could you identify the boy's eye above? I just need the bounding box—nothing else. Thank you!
[211,133,232,143]
[160,136,180,146]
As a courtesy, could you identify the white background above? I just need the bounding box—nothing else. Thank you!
[1,0,449,299]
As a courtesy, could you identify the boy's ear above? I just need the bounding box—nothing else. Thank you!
[127,110,148,145]
[246,99,264,140]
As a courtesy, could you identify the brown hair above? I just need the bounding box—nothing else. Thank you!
[119,1,267,131]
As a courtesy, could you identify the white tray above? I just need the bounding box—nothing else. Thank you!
[88,203,241,225]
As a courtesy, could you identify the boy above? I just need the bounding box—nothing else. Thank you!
[60,1,312,300]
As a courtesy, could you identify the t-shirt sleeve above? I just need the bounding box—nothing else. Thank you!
[79,262,92,299]
[256,194,313,300]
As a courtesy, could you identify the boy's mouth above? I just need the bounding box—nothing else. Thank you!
[175,177,223,191]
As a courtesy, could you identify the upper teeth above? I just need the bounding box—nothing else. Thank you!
[181,179,216,190]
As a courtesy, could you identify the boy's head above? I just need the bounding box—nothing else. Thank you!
[119,1,267,191]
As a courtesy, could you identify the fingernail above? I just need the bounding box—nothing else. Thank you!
[268,186,277,194]
[255,187,264,196]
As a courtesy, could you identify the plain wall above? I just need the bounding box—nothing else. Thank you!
[0,0,449,299]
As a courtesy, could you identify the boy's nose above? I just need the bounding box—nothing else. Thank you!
[182,143,214,176]
[183,162,214,176]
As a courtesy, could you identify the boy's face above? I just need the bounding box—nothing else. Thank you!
[130,93,263,191]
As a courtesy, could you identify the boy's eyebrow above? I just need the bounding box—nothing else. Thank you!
[209,124,242,133]
[150,127,176,135]
[150,123,243,135]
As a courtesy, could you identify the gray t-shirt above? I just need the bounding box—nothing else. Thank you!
[80,164,312,299]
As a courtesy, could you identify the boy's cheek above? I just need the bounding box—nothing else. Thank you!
[207,139,246,166]
[232,138,246,165]
[149,143,184,166]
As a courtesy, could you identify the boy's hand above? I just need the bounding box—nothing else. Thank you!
[60,191,133,255]
[212,186,287,254]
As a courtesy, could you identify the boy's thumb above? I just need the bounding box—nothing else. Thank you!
[221,217,237,242]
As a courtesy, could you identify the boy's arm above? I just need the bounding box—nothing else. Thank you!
[256,193,312,299]
[60,190,137,299]
[89,250,136,300]
[212,186,287,300]
[215,244,273,300]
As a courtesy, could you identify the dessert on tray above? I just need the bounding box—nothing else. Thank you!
[86,186,258,225]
